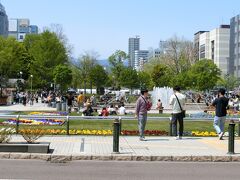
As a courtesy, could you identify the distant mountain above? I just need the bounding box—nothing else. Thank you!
[97,59,110,67]
[70,58,128,68]
[97,59,128,67]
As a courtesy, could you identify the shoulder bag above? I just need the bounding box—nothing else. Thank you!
[175,94,186,118]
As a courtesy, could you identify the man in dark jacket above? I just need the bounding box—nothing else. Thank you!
[212,88,229,140]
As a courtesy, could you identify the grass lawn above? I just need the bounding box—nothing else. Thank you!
[0,111,232,133]
[0,119,218,132]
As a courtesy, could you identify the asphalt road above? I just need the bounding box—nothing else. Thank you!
[0,160,240,180]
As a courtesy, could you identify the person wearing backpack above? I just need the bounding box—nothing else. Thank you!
[135,89,152,141]
[169,86,186,140]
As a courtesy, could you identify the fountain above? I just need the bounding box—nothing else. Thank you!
[151,87,174,110]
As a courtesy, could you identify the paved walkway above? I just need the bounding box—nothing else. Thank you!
[0,103,55,112]
[8,135,240,156]
[0,103,202,114]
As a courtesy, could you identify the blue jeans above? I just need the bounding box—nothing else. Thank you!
[171,113,184,137]
[138,113,147,138]
[213,116,226,134]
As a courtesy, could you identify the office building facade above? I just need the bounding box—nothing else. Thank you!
[8,18,38,42]
[196,25,230,76]
[229,15,240,78]
[0,3,8,37]
[128,36,140,67]
[134,50,149,71]
[194,31,209,61]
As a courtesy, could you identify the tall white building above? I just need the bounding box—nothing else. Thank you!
[229,15,240,78]
[148,49,161,59]
[134,50,149,71]
[197,25,230,76]
[8,18,38,42]
[128,36,140,67]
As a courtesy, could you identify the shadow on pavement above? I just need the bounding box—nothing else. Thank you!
[145,139,169,142]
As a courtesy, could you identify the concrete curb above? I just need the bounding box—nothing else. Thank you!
[1,153,240,163]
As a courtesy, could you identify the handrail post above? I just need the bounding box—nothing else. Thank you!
[228,122,235,154]
[119,117,122,136]
[113,118,120,153]
[169,117,172,136]
[238,119,240,137]
[66,116,70,135]
[16,114,20,134]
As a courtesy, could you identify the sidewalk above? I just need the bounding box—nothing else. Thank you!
[0,103,202,114]
[1,135,240,162]
[0,103,55,112]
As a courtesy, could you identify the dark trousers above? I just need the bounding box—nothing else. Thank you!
[172,113,184,137]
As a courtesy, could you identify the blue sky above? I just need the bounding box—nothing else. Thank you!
[2,0,240,59]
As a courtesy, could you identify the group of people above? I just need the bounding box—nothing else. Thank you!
[135,86,186,141]
[14,91,40,106]
[99,104,127,117]
[135,86,228,141]
[76,91,127,117]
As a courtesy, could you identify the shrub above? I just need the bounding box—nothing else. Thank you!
[19,127,45,143]
[0,128,16,143]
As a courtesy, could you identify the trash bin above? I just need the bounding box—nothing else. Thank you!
[52,102,56,108]
[56,102,62,111]
[62,103,67,112]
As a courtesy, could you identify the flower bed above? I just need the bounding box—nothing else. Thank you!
[14,129,220,137]
[2,112,66,126]
[29,112,68,116]
[2,118,65,126]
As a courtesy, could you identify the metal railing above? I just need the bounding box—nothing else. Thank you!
[0,114,239,154]
[0,114,240,135]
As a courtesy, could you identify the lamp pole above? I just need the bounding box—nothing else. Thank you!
[30,75,33,94]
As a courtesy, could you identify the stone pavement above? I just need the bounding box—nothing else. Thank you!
[0,102,201,114]
[1,135,240,162]
[0,102,55,113]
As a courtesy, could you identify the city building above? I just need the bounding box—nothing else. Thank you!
[148,49,161,60]
[134,50,149,71]
[229,15,240,78]
[128,36,140,67]
[196,25,230,76]
[194,31,209,61]
[8,18,38,42]
[0,2,8,37]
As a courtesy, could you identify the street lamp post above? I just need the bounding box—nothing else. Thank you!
[30,75,33,92]
[20,71,23,80]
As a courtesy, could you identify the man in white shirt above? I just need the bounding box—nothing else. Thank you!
[169,86,186,139]
[119,104,126,115]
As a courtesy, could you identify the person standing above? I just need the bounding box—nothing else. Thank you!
[135,89,151,141]
[77,92,85,113]
[212,88,229,140]
[169,86,186,140]
[67,93,74,113]
[156,99,163,114]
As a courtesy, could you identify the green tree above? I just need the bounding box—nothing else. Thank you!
[151,64,173,87]
[23,30,69,88]
[0,37,31,80]
[190,59,221,91]
[217,75,240,91]
[119,68,139,91]
[76,53,97,93]
[53,65,72,91]
[89,65,109,93]
[138,71,153,90]
[70,65,82,88]
[108,50,127,90]
[171,71,192,90]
